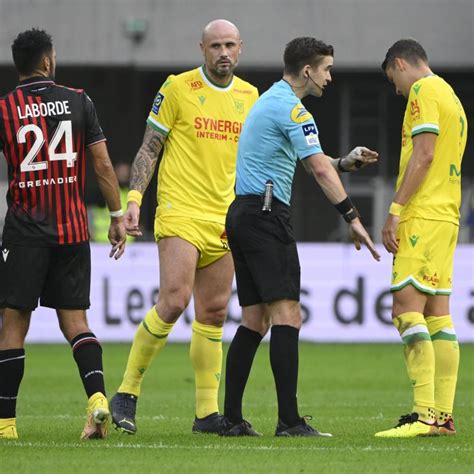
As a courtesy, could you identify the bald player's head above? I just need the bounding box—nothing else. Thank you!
[200,19,242,83]
[202,19,240,43]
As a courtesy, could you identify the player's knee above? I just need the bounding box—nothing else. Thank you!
[391,295,408,319]
[0,316,29,349]
[0,330,26,349]
[159,288,192,319]
[196,302,228,327]
[59,321,91,342]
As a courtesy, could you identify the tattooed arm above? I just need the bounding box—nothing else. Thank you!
[125,125,167,236]
[130,124,167,193]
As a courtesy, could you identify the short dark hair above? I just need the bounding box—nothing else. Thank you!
[381,38,428,72]
[12,28,53,76]
[284,37,334,76]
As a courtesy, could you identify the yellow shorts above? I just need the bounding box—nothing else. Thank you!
[154,215,229,268]
[391,218,458,295]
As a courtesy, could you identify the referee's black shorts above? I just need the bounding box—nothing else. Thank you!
[0,242,91,311]
[226,195,300,307]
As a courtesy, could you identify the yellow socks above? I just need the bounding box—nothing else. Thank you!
[118,307,174,397]
[426,314,459,422]
[190,320,223,419]
[394,312,435,423]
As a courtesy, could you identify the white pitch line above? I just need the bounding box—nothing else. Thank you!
[1,441,471,453]
[18,414,474,422]
[17,414,394,421]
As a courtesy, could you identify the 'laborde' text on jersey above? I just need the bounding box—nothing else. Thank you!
[17,100,71,119]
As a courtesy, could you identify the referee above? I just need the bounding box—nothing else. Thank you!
[221,37,380,437]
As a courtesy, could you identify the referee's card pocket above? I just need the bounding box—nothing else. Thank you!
[259,213,295,245]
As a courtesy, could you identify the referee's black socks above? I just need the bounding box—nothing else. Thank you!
[0,348,25,418]
[270,325,301,427]
[224,325,263,422]
[70,332,105,398]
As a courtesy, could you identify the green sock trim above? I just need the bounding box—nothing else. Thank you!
[142,321,168,339]
[206,337,222,342]
[401,332,431,345]
[431,331,457,342]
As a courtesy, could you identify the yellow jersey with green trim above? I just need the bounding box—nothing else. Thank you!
[397,75,467,225]
[147,66,258,224]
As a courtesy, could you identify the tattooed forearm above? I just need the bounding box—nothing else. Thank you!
[130,124,166,194]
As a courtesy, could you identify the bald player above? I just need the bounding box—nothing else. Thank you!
[110,19,259,435]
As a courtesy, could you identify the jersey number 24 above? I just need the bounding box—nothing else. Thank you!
[16,120,77,172]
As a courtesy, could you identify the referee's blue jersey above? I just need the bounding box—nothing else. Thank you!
[235,80,323,205]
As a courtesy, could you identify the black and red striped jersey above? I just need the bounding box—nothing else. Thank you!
[0,76,105,246]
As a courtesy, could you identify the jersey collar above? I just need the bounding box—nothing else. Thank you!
[17,76,55,89]
[279,79,295,93]
[199,66,234,92]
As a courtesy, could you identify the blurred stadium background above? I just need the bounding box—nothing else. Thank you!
[0,0,473,344]
[0,3,473,472]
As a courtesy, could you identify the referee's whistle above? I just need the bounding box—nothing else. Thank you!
[262,180,273,213]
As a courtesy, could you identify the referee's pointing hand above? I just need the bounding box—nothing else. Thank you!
[349,218,381,261]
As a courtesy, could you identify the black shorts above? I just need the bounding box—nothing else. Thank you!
[226,196,300,307]
[0,242,91,311]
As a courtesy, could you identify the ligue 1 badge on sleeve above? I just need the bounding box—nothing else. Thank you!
[152,93,165,115]
[302,123,320,146]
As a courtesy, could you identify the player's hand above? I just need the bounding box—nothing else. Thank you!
[108,217,126,260]
[342,146,379,171]
[382,213,400,254]
[349,218,381,261]
[125,202,143,237]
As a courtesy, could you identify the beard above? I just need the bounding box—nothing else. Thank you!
[213,61,236,77]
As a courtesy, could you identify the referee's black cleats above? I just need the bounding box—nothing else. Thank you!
[219,418,262,437]
[192,412,226,434]
[110,392,138,435]
[275,416,333,437]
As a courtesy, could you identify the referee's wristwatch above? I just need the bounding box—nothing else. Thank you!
[343,207,360,223]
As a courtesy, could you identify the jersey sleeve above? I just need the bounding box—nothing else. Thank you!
[279,102,323,159]
[0,107,4,151]
[84,92,106,147]
[409,82,440,137]
[146,75,178,136]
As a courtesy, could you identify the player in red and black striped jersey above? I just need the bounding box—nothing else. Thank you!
[0,29,126,441]
[0,76,105,245]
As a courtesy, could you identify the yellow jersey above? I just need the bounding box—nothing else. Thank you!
[397,75,467,225]
[147,66,259,224]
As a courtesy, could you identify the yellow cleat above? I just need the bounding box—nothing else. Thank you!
[81,392,110,440]
[0,418,18,440]
[375,413,438,438]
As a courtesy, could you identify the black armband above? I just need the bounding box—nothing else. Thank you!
[334,197,354,215]
[342,207,360,223]
[337,158,349,172]
[335,197,360,222]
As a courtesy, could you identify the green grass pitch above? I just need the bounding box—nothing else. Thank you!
[1,343,472,473]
